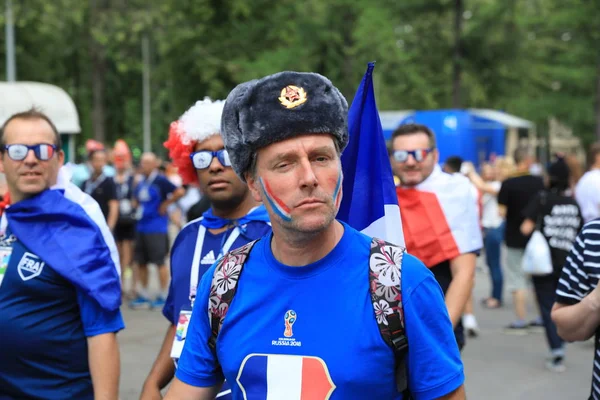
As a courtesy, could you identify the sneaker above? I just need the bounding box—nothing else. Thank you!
[528,318,545,333]
[545,356,566,373]
[503,322,528,335]
[462,314,480,338]
[129,296,151,310]
[150,296,166,309]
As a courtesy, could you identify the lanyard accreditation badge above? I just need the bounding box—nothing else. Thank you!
[170,224,241,363]
[170,309,192,363]
[0,214,13,288]
[0,246,11,288]
[138,171,157,202]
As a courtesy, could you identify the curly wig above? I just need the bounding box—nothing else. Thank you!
[163,98,226,185]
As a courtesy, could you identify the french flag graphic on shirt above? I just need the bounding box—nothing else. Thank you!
[236,354,336,400]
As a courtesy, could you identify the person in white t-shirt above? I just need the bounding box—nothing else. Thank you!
[575,143,600,224]
[465,162,505,309]
[443,156,481,337]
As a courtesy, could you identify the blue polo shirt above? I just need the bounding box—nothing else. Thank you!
[134,173,178,233]
[163,218,272,325]
[0,228,124,400]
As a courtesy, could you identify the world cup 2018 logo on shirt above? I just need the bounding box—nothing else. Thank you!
[272,310,301,347]
[284,310,297,337]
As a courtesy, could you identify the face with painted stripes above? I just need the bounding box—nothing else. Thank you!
[247,134,342,234]
[0,117,64,203]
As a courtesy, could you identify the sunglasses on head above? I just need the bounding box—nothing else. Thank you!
[190,149,232,170]
[393,148,433,163]
[2,144,57,161]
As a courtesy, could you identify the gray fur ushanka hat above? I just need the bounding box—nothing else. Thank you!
[221,71,349,180]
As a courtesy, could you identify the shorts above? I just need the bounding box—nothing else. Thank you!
[504,246,528,291]
[114,222,136,242]
[134,232,169,266]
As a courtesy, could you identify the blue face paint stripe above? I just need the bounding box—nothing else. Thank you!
[332,167,343,208]
[333,171,342,204]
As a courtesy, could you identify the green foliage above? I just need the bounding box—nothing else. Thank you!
[0,0,598,151]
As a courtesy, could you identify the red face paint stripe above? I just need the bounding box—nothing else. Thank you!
[262,178,291,213]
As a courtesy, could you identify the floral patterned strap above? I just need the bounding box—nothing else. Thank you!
[369,237,410,394]
[207,240,258,353]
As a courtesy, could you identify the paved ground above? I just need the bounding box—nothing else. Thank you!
[119,260,594,399]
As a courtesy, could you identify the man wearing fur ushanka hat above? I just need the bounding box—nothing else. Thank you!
[165,73,465,400]
[140,98,271,400]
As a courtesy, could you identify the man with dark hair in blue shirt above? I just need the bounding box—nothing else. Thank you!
[0,109,124,399]
[140,99,271,399]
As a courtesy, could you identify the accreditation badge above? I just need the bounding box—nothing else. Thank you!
[0,246,13,288]
[134,206,144,221]
[139,188,150,202]
[119,199,132,215]
[171,309,192,362]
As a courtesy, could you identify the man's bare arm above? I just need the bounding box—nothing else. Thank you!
[163,378,221,400]
[437,384,466,400]
[498,204,507,218]
[552,282,600,342]
[447,253,476,326]
[88,332,120,400]
[520,218,535,236]
[140,325,177,400]
[107,199,119,231]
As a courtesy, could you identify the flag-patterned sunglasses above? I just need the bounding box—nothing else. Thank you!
[189,149,232,170]
[393,148,434,163]
[2,143,57,161]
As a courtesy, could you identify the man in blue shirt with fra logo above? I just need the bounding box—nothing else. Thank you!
[164,73,465,399]
[0,109,124,399]
[130,151,185,310]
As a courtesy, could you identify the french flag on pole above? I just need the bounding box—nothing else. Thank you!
[236,354,336,400]
[338,62,405,247]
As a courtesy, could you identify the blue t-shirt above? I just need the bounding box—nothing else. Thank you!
[163,218,272,325]
[176,223,464,400]
[134,173,177,233]
[0,229,124,400]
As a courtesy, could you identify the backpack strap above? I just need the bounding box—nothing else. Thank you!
[369,237,409,395]
[207,240,258,354]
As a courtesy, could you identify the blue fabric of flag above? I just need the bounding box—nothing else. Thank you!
[338,62,400,237]
[4,189,121,311]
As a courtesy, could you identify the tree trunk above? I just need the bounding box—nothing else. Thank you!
[89,0,106,144]
[452,0,463,108]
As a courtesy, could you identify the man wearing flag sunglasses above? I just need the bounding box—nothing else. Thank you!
[141,99,270,400]
[392,123,482,351]
[0,109,123,399]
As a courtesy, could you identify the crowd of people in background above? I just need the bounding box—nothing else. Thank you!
[435,142,600,375]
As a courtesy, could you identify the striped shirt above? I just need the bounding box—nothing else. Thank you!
[556,218,600,399]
